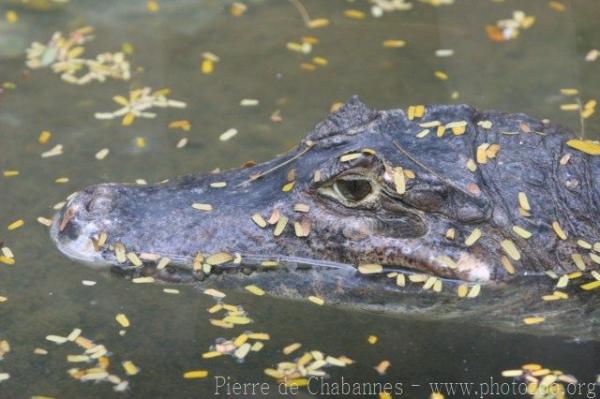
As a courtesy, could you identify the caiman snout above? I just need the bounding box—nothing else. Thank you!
[51,183,118,266]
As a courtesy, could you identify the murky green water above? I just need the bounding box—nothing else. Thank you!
[1,0,600,397]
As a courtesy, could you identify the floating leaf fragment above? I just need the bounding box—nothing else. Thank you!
[39,130,52,144]
[358,264,383,274]
[382,40,406,48]
[7,219,24,231]
[283,342,301,355]
[115,314,130,328]
[206,252,233,265]
[523,317,545,325]
[183,370,208,379]
[344,9,366,19]
[566,139,600,156]
[192,203,213,212]
[245,285,265,296]
[219,128,238,141]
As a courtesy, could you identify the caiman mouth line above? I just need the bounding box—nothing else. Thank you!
[65,236,466,288]
[108,255,356,284]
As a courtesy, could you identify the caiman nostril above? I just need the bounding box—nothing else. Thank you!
[58,206,77,233]
[59,207,81,240]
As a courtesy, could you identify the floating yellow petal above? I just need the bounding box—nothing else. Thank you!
[122,360,139,375]
[393,167,405,194]
[581,280,600,291]
[283,342,301,355]
[122,113,135,126]
[308,18,329,28]
[383,39,406,48]
[343,9,366,19]
[6,10,18,24]
[147,0,159,12]
[308,296,324,305]
[245,285,265,296]
[566,139,600,155]
[39,130,52,144]
[501,239,521,261]
[183,370,208,379]
[192,203,213,212]
[115,313,130,328]
[501,369,523,377]
[206,252,233,265]
[251,213,267,228]
[201,59,214,74]
[7,219,24,231]
[552,221,567,240]
[358,264,383,274]
[464,228,482,247]
[113,95,129,106]
[0,256,14,265]
[523,317,545,325]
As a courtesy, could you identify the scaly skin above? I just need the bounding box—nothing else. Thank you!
[50,97,600,338]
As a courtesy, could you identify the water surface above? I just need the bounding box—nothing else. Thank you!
[1,0,600,397]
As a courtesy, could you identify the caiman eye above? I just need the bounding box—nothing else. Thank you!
[334,176,373,202]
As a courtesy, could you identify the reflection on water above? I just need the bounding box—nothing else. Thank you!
[1,0,600,397]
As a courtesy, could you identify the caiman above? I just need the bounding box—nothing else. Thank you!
[50,97,600,339]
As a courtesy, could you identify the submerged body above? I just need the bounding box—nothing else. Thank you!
[51,97,600,338]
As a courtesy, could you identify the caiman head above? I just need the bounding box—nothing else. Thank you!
[50,96,600,296]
